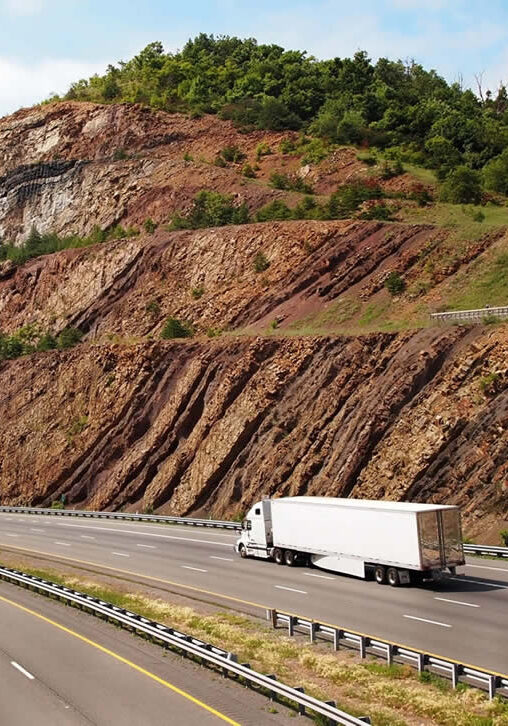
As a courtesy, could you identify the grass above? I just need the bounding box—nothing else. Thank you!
[400,203,508,240]
[3,559,508,726]
[441,249,508,311]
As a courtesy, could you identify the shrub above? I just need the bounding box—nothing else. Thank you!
[357,153,377,166]
[360,203,394,221]
[146,300,161,315]
[161,317,193,339]
[242,163,256,178]
[183,151,194,162]
[58,327,83,349]
[385,271,406,295]
[279,137,297,154]
[191,285,205,299]
[380,160,404,180]
[144,218,158,234]
[254,251,270,273]
[440,166,482,205]
[256,142,272,160]
[170,190,250,229]
[213,154,228,168]
[255,200,293,222]
[479,372,500,395]
[113,148,128,161]
[37,333,58,351]
[220,146,246,163]
[501,530,508,547]
[269,171,313,194]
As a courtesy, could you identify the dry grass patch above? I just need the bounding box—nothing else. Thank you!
[3,563,508,726]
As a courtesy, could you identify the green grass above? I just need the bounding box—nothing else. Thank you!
[400,202,508,240]
[402,164,437,185]
[442,248,508,311]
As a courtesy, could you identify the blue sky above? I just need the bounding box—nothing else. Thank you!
[1,0,507,116]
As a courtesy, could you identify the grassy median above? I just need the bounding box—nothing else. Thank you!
[1,559,507,726]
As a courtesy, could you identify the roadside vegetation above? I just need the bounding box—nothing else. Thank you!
[2,559,508,726]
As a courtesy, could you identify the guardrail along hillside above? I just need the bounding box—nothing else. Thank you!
[431,305,508,324]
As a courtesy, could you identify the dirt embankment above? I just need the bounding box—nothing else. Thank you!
[0,328,506,536]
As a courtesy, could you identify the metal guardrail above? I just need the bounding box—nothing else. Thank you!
[0,566,370,725]
[0,506,242,531]
[267,608,508,701]
[430,305,508,323]
[463,543,508,558]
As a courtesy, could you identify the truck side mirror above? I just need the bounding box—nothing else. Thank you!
[242,519,252,531]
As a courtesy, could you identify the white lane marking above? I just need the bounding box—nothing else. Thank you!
[451,576,508,590]
[30,528,44,533]
[137,544,156,549]
[53,522,232,548]
[210,556,234,562]
[5,534,18,537]
[434,597,479,608]
[467,563,508,573]
[181,565,208,573]
[112,552,130,557]
[81,535,95,540]
[54,541,71,546]
[303,572,334,581]
[11,662,35,680]
[275,585,308,594]
[403,615,451,628]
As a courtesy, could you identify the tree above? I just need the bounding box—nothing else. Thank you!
[440,166,482,205]
[483,149,508,194]
[161,317,193,339]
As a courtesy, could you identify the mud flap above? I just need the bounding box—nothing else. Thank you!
[399,570,411,585]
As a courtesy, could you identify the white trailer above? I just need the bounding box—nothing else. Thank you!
[235,497,465,586]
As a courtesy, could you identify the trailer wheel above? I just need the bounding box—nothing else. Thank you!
[274,548,284,565]
[374,565,386,585]
[284,550,296,567]
[238,544,247,559]
[387,567,400,587]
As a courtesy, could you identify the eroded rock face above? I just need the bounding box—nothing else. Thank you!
[0,329,506,535]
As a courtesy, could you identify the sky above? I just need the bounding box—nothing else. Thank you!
[1,0,507,116]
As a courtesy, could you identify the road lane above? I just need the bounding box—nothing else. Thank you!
[0,582,293,726]
[1,513,507,672]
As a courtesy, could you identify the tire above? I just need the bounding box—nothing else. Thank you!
[274,548,284,565]
[239,544,247,559]
[374,565,386,585]
[284,550,296,567]
[387,567,400,587]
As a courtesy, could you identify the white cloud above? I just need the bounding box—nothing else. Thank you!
[0,57,108,117]
[2,0,45,15]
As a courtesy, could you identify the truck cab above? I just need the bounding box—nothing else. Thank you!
[236,500,272,559]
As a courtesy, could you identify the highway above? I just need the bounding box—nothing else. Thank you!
[1,513,507,674]
[0,577,294,725]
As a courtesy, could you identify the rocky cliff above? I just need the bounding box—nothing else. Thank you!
[0,101,507,539]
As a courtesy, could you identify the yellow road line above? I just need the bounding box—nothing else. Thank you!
[0,593,240,726]
[2,542,507,680]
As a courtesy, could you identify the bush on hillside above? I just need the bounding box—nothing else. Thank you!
[170,191,250,229]
[440,166,482,205]
[161,317,193,339]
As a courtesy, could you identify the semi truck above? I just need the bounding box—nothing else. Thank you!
[235,497,465,586]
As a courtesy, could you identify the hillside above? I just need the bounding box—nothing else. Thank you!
[0,92,507,539]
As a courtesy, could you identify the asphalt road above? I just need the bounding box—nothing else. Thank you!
[1,513,507,673]
[0,579,294,726]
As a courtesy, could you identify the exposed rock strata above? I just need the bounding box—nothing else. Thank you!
[0,329,505,536]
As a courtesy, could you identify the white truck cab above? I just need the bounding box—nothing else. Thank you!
[237,499,273,559]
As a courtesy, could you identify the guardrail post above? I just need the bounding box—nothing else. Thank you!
[267,674,277,701]
[324,701,336,725]
[488,675,499,701]
[358,718,372,724]
[294,687,305,715]
[386,644,394,666]
[309,621,317,644]
[333,628,343,651]
[359,635,367,659]
[288,615,295,637]
[267,609,277,629]
[451,663,461,689]
[416,653,427,674]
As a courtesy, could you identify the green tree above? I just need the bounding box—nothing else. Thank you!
[440,166,482,204]
[161,317,193,339]
[483,149,508,194]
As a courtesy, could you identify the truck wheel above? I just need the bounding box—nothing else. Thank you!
[239,544,247,559]
[374,565,386,585]
[284,550,296,567]
[387,567,400,587]
[274,548,284,565]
